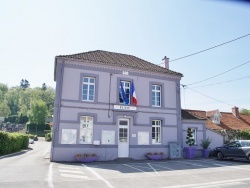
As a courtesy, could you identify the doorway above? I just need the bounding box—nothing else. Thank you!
[118,118,129,158]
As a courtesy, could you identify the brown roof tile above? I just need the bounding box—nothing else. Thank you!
[56,50,183,76]
[181,110,206,120]
[184,109,250,131]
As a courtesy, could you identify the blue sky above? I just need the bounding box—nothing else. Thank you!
[0,0,249,112]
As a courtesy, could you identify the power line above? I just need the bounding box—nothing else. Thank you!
[185,87,236,107]
[189,76,250,88]
[186,60,250,86]
[169,33,250,62]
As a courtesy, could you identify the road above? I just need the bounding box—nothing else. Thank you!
[0,137,51,188]
[1,139,250,188]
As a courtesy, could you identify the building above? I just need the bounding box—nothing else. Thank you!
[183,107,250,149]
[51,50,183,162]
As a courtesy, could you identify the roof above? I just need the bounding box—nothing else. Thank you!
[181,110,206,120]
[183,109,250,131]
[56,50,183,77]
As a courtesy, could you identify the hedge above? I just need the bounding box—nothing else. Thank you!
[45,131,52,142]
[27,123,51,131]
[0,131,29,155]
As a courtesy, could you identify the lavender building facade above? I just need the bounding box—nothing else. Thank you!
[51,50,184,162]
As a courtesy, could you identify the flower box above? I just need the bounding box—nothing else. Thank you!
[74,154,98,163]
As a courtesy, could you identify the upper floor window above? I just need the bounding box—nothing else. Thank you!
[152,85,161,107]
[213,116,220,125]
[152,120,161,144]
[119,81,131,105]
[82,77,95,101]
[79,116,93,144]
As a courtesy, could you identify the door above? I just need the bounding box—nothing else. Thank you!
[118,118,129,158]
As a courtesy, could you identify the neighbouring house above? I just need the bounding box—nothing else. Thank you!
[183,107,250,149]
[51,50,184,162]
[181,109,207,157]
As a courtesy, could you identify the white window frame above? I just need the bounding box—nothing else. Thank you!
[152,120,161,144]
[191,128,197,144]
[79,116,93,144]
[82,77,95,101]
[213,116,220,125]
[119,81,131,104]
[152,85,161,107]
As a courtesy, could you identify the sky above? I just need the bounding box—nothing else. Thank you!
[0,0,249,112]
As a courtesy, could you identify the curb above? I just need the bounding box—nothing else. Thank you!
[0,149,31,159]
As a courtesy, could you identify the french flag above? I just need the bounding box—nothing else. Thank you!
[130,82,137,106]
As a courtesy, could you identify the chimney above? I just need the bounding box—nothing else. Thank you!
[232,106,239,118]
[162,56,169,69]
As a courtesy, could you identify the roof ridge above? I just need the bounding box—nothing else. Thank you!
[55,50,183,76]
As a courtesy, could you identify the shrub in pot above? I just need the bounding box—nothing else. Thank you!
[185,128,196,159]
[200,137,212,158]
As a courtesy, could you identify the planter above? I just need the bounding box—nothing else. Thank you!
[146,154,165,160]
[202,149,210,158]
[184,147,196,159]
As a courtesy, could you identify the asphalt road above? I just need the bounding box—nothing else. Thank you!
[0,137,51,188]
[1,139,250,188]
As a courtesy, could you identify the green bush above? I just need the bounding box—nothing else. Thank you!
[45,131,52,142]
[240,130,250,140]
[0,131,29,155]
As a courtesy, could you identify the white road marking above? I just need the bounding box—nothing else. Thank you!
[58,166,80,170]
[176,161,209,167]
[147,163,161,176]
[61,173,89,179]
[162,178,250,188]
[46,163,54,188]
[42,151,47,156]
[150,163,175,171]
[192,182,246,188]
[59,169,84,174]
[124,164,152,170]
[82,164,114,188]
[213,163,250,171]
[123,164,155,176]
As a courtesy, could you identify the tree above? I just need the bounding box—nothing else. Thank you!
[28,100,48,124]
[0,83,8,95]
[5,87,20,115]
[240,109,250,114]
[0,101,11,117]
[42,83,47,90]
[20,79,30,89]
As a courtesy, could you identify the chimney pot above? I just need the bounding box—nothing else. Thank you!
[232,106,239,118]
[162,56,169,69]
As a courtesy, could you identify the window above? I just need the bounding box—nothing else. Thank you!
[213,116,220,125]
[191,128,197,144]
[79,116,93,144]
[152,120,161,144]
[152,85,161,107]
[82,77,95,101]
[119,128,128,142]
[119,81,131,104]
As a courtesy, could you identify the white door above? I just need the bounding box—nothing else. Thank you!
[118,118,129,158]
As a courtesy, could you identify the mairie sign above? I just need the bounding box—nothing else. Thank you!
[114,105,137,111]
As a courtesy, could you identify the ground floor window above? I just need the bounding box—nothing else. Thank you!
[152,120,161,144]
[191,128,197,144]
[79,116,93,144]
